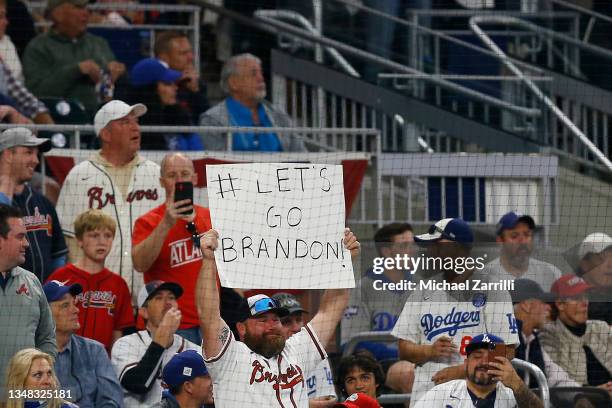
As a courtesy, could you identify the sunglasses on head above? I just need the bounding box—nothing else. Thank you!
[250,298,279,315]
[185,222,200,248]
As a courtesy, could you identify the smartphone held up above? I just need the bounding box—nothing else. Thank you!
[174,181,194,215]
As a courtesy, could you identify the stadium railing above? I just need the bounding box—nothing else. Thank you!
[221,0,612,176]
[0,124,386,226]
[342,332,552,407]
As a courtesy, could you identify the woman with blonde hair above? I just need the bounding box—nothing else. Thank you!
[2,348,78,408]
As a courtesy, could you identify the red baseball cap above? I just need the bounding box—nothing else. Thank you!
[551,275,593,298]
[334,393,381,408]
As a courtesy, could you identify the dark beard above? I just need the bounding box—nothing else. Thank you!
[244,330,286,358]
[468,367,494,386]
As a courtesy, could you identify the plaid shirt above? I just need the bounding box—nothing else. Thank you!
[0,58,47,119]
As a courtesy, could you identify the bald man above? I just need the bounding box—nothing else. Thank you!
[132,153,212,344]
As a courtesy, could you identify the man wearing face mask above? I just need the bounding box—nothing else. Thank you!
[413,334,543,408]
[475,212,562,290]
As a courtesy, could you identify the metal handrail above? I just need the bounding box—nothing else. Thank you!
[551,0,612,44]
[253,12,540,118]
[342,333,549,406]
[331,0,545,75]
[511,358,550,408]
[379,74,553,82]
[469,15,612,172]
[255,9,434,152]
[0,124,380,153]
[254,9,359,78]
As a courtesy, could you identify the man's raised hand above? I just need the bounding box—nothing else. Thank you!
[200,229,219,259]
[343,228,360,258]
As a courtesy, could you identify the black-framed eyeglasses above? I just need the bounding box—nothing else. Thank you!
[186,222,201,248]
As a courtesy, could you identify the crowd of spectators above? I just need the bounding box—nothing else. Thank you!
[0,121,610,405]
[0,0,610,407]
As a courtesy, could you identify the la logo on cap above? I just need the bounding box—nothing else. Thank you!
[183,367,192,376]
[568,276,582,286]
[482,334,491,343]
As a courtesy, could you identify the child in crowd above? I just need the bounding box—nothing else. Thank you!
[46,209,134,353]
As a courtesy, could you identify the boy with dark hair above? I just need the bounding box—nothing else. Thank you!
[342,222,415,396]
[336,352,386,399]
[47,209,134,352]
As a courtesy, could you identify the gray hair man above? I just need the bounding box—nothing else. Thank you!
[199,53,306,152]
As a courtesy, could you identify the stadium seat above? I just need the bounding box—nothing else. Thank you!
[530,387,611,408]
[41,97,89,124]
[40,97,95,148]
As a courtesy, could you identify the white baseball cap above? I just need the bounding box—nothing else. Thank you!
[578,232,612,259]
[93,100,147,137]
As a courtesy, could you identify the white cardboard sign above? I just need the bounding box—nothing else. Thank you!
[206,163,355,289]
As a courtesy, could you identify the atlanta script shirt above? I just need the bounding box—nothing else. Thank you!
[390,274,519,407]
[205,323,327,407]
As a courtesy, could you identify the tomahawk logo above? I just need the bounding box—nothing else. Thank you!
[16,283,30,297]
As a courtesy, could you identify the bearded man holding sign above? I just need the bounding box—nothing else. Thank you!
[198,162,359,407]
[196,228,359,407]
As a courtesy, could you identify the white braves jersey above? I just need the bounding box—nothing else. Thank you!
[474,257,562,290]
[413,379,517,408]
[111,330,200,408]
[390,274,519,407]
[306,359,336,400]
[205,323,327,408]
[56,155,162,299]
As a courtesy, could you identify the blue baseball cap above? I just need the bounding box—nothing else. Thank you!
[130,58,182,87]
[496,211,535,236]
[162,350,209,386]
[43,280,83,303]
[414,218,474,244]
[465,333,505,355]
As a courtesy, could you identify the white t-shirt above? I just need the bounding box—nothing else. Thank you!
[306,359,336,400]
[111,330,200,408]
[391,274,519,407]
[413,379,517,408]
[205,323,327,408]
[474,257,563,290]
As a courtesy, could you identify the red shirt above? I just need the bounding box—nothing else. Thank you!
[47,264,134,352]
[132,204,212,328]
